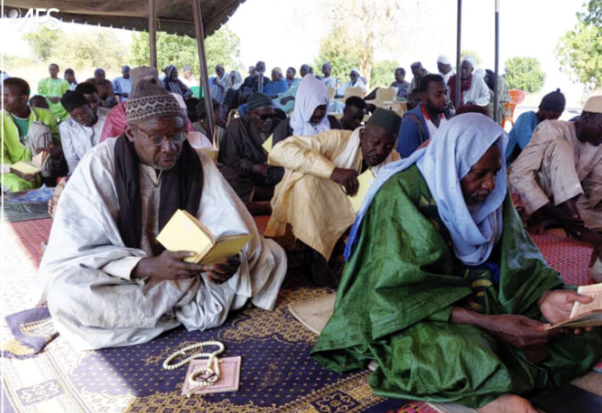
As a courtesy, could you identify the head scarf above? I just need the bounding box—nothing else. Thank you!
[289,74,330,136]
[164,65,178,78]
[346,113,508,266]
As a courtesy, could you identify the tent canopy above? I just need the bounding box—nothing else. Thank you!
[3,0,246,37]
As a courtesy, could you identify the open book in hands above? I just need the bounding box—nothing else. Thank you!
[546,283,602,330]
[156,209,252,265]
[9,161,42,180]
[348,169,375,213]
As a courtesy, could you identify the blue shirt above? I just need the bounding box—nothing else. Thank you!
[505,111,539,165]
[397,104,429,158]
[112,77,131,101]
[263,79,288,96]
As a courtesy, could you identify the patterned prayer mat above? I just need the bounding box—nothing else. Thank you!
[1,220,598,413]
[2,202,51,223]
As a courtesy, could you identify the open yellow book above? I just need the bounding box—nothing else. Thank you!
[10,161,41,179]
[348,169,375,212]
[547,283,602,330]
[262,135,273,154]
[156,209,253,265]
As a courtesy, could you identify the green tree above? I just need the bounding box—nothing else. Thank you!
[314,24,361,85]
[23,27,61,61]
[557,22,602,84]
[504,57,546,93]
[370,60,399,88]
[23,27,126,71]
[320,0,404,87]
[129,26,242,78]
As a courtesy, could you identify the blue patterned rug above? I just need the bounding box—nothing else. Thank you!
[2,267,409,413]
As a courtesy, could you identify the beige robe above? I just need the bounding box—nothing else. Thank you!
[265,128,400,260]
[509,120,602,229]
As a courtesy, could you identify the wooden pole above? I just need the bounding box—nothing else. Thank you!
[149,0,157,67]
[192,0,215,141]
[455,0,462,110]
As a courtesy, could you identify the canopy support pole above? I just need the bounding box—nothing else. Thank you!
[193,0,215,142]
[493,0,500,123]
[455,0,462,110]
[149,0,157,67]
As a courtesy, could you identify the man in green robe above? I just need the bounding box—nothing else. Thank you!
[37,63,70,121]
[311,113,602,412]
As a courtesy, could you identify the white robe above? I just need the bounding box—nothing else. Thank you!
[36,138,287,350]
[59,108,109,173]
[462,73,491,107]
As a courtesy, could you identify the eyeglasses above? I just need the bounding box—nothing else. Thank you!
[133,126,187,146]
[259,113,276,121]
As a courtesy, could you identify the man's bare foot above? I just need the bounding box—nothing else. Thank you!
[477,394,538,413]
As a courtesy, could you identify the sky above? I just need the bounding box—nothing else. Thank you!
[0,0,591,105]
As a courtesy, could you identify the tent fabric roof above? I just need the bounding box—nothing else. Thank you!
[3,0,246,37]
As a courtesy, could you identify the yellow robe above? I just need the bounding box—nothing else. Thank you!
[265,129,400,259]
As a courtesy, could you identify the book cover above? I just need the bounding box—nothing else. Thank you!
[156,209,252,265]
[546,283,602,329]
[262,135,273,153]
[348,169,375,212]
[181,356,241,396]
[10,161,41,177]
[200,147,219,162]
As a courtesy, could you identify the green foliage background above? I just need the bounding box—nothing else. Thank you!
[504,57,546,93]
[128,27,242,77]
[557,0,602,84]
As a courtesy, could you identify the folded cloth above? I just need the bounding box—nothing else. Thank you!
[5,185,55,203]
[1,307,58,359]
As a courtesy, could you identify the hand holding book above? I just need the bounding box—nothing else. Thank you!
[542,287,602,331]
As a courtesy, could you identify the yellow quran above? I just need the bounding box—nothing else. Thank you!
[262,135,273,153]
[157,209,252,265]
[547,283,602,330]
[348,169,375,212]
[9,161,41,179]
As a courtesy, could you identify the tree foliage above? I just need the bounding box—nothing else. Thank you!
[319,0,404,87]
[504,57,546,93]
[557,22,602,84]
[370,60,399,88]
[314,24,361,84]
[23,27,127,71]
[128,27,242,77]
[23,27,62,62]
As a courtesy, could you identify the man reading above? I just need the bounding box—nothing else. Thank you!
[37,80,287,350]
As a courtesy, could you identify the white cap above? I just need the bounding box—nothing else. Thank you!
[583,95,602,114]
[437,55,451,65]
[462,56,476,68]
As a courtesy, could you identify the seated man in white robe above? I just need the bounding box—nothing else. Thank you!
[37,80,287,350]
[510,95,602,269]
[265,108,401,286]
[59,90,108,173]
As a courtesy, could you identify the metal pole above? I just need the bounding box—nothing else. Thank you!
[192,0,215,142]
[493,0,500,123]
[149,0,157,68]
[455,0,462,110]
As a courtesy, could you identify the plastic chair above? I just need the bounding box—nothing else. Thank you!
[327,86,336,100]
[366,87,398,109]
[502,89,526,128]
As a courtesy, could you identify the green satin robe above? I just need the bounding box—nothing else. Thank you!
[311,165,602,408]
